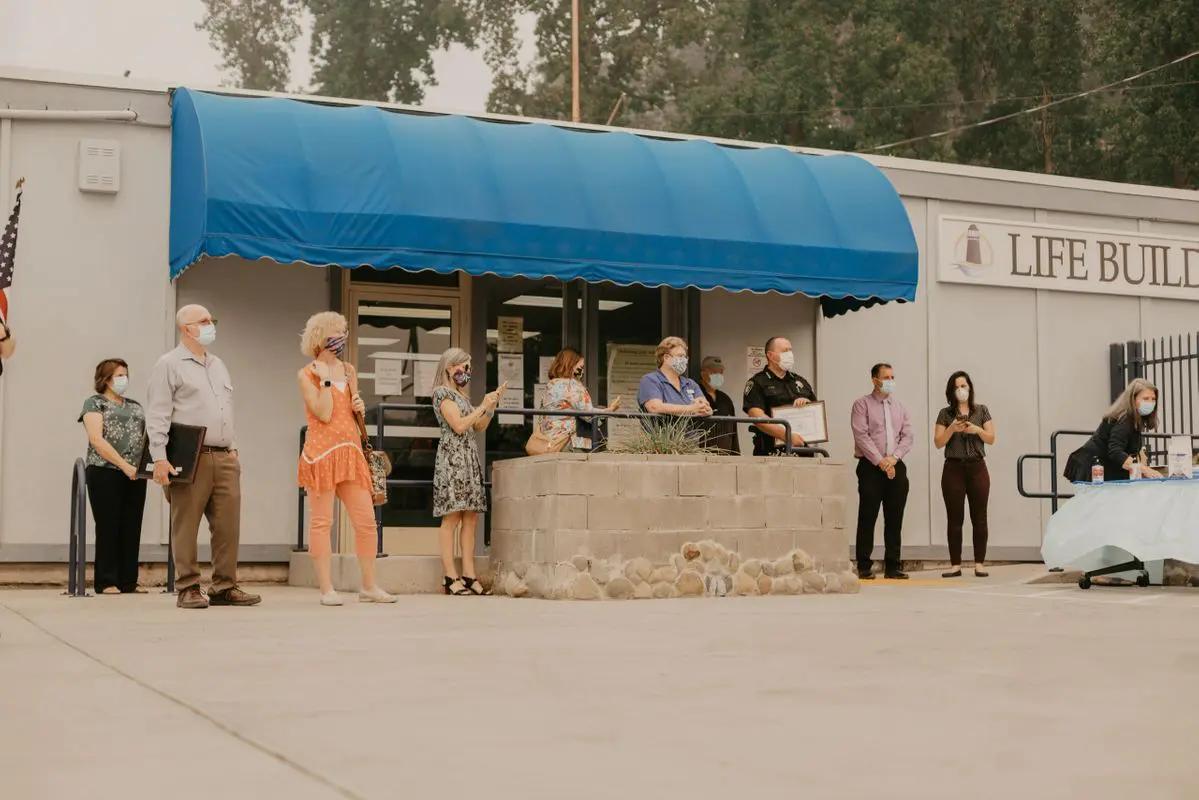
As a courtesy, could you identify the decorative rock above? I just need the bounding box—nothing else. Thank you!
[732,571,759,596]
[727,553,741,574]
[511,581,530,598]
[761,560,776,578]
[676,570,705,597]
[682,559,706,575]
[670,553,687,574]
[839,570,861,594]
[492,573,508,596]
[772,557,795,576]
[650,566,679,585]
[589,561,615,585]
[757,574,773,595]
[513,562,530,580]
[503,572,522,597]
[782,574,804,595]
[570,573,602,601]
[800,571,827,594]
[551,584,569,601]
[704,574,733,597]
[651,581,675,599]
[624,557,653,584]
[824,573,842,594]
[606,576,636,600]
[698,540,716,562]
[742,559,762,579]
[792,549,815,573]
[633,581,653,600]
[571,555,590,572]
[682,542,702,561]
[525,565,549,598]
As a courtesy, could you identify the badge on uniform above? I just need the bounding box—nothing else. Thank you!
[744,380,754,396]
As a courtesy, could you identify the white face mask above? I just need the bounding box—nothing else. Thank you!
[955,387,970,403]
[879,379,895,396]
[195,324,216,346]
[111,376,129,396]
[778,351,795,372]
[709,373,725,389]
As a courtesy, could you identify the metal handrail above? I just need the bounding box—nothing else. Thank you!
[296,403,831,551]
[65,458,88,597]
[1017,428,1199,514]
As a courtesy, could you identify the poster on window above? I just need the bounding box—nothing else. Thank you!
[497,317,524,353]
[374,359,404,396]
[606,344,658,448]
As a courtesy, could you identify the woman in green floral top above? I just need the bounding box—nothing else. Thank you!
[78,358,147,594]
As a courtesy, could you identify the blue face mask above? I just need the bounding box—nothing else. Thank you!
[1138,401,1155,417]
[195,324,216,346]
[879,379,895,396]
[111,376,129,396]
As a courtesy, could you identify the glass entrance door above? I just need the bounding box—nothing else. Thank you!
[346,286,462,556]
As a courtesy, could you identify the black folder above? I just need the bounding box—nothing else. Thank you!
[136,424,207,484]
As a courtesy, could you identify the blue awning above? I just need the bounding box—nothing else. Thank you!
[169,88,918,316]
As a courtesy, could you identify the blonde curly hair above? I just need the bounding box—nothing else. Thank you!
[300,311,348,358]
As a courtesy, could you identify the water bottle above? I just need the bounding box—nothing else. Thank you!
[1131,458,1142,481]
[1091,458,1104,484]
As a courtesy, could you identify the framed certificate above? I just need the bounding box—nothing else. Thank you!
[136,424,208,484]
[771,401,829,445]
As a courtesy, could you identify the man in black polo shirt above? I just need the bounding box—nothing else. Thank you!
[697,356,740,454]
[743,336,817,456]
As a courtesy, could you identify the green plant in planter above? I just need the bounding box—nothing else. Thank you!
[607,416,717,455]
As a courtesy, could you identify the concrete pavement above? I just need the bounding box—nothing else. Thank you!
[2,572,1197,800]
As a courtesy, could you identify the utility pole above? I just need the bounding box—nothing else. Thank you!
[571,0,581,122]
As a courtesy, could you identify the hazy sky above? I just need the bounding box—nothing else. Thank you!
[0,0,497,113]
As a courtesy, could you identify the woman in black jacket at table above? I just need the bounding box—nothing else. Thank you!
[1066,378,1163,482]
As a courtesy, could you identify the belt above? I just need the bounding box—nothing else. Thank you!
[945,456,984,464]
[201,445,230,453]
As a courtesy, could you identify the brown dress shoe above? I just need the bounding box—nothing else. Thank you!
[176,586,209,609]
[208,586,262,607]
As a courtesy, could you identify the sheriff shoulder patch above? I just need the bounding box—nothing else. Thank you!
[744,380,754,396]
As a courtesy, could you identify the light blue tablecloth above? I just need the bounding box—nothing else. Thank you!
[1042,478,1199,574]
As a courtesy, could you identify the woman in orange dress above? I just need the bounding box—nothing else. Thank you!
[297,312,397,607]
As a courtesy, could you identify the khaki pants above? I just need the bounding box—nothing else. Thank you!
[167,450,241,592]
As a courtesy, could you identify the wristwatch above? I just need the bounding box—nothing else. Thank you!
[322,379,332,388]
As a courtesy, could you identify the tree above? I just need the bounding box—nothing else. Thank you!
[197,0,302,92]
[304,0,474,103]
[1084,0,1199,188]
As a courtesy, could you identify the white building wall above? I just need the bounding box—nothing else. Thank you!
[174,257,329,555]
[0,116,173,560]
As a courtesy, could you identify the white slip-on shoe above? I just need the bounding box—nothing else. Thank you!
[320,592,344,606]
[359,585,398,604]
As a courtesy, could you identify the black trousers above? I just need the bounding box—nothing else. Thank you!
[85,465,147,592]
[855,458,909,573]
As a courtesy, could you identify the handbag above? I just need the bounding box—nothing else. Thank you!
[348,365,391,506]
[525,421,570,456]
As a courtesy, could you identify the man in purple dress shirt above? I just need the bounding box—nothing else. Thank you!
[850,363,912,580]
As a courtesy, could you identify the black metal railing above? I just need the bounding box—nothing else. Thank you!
[65,458,88,597]
[1017,428,1199,513]
[295,403,828,552]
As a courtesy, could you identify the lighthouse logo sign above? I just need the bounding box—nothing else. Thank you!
[952,224,993,278]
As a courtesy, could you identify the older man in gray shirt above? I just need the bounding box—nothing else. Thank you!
[146,304,261,609]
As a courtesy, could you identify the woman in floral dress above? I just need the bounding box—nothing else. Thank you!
[431,347,505,595]
[538,348,621,451]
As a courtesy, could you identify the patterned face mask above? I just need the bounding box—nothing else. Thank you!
[452,368,471,387]
[323,335,348,356]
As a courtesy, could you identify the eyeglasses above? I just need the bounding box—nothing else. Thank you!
[186,318,218,327]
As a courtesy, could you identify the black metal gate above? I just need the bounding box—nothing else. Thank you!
[1110,333,1199,461]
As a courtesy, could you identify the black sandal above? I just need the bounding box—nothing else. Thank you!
[443,576,470,595]
[461,576,491,596]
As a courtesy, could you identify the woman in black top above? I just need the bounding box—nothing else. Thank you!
[1068,378,1163,483]
[933,371,996,578]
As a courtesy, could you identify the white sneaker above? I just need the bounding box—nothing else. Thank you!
[320,592,343,606]
[359,585,398,604]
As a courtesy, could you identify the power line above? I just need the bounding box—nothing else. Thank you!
[865,49,1199,152]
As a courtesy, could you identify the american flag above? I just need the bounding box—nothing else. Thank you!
[0,178,23,326]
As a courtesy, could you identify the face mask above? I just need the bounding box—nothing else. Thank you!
[111,376,129,396]
[324,334,348,356]
[1138,401,1155,417]
[195,324,217,346]
[778,351,795,372]
[879,379,895,396]
[955,387,970,403]
[452,369,471,387]
[709,373,725,389]
[573,367,584,380]
[669,356,689,375]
